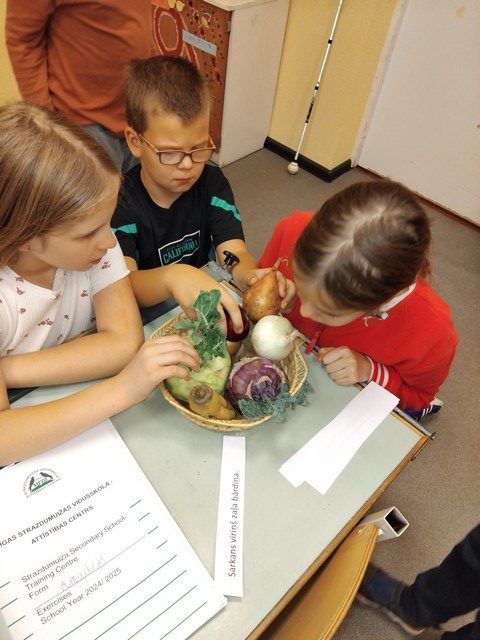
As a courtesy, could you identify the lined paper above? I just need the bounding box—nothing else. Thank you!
[0,421,226,640]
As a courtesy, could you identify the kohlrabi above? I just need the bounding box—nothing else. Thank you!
[166,290,231,403]
[225,356,286,411]
[226,355,314,423]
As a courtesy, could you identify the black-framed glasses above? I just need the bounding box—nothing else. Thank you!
[138,132,216,165]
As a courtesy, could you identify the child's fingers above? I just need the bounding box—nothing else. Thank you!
[119,340,202,403]
[161,364,193,380]
[150,350,201,375]
[150,335,195,350]
[219,294,243,333]
[317,346,336,363]
[149,337,201,368]
[275,271,287,297]
[322,346,354,365]
[328,373,352,386]
[182,307,198,322]
[322,348,369,386]
[323,348,354,377]
[280,280,296,309]
[246,267,270,288]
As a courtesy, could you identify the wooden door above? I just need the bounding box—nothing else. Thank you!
[152,1,231,149]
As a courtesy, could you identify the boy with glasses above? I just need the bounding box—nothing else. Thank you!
[111,55,262,328]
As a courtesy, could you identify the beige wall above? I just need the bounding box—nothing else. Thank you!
[0,1,396,169]
[269,0,398,170]
[0,2,20,104]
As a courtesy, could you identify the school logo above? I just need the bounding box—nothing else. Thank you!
[158,231,200,265]
[23,469,59,497]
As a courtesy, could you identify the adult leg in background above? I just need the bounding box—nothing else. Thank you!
[82,124,138,173]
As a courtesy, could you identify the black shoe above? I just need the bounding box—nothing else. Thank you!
[405,398,443,421]
[357,565,424,636]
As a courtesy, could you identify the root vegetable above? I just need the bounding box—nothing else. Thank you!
[166,290,231,402]
[189,384,235,420]
[166,354,231,402]
[225,356,286,412]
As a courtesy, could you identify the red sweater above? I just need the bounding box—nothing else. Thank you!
[259,212,458,411]
[6,0,153,135]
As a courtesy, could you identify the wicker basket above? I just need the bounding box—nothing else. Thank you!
[149,314,308,432]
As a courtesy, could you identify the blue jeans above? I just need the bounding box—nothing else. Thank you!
[82,124,138,174]
[400,524,480,639]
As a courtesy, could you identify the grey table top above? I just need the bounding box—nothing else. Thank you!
[11,307,428,640]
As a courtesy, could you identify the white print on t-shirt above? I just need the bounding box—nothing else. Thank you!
[158,231,201,266]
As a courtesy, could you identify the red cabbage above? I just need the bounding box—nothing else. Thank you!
[226,356,287,411]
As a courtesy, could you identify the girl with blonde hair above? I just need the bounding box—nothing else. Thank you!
[0,103,200,466]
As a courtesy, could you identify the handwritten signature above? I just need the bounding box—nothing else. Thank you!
[58,555,105,591]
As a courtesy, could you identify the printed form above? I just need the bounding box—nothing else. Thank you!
[0,421,226,640]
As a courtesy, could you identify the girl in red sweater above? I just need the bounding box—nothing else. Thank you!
[258,181,457,420]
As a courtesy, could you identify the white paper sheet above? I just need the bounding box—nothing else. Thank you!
[279,382,399,494]
[214,436,246,598]
[0,420,226,640]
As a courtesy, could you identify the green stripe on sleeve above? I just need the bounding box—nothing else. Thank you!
[111,223,138,235]
[210,196,241,221]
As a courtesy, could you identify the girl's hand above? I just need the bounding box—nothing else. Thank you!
[246,268,297,314]
[117,336,201,405]
[277,273,297,313]
[318,346,372,386]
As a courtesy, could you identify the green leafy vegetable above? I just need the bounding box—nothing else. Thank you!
[175,289,227,361]
[238,380,313,423]
[166,290,231,403]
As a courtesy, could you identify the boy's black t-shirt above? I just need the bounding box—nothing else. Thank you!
[111,163,245,269]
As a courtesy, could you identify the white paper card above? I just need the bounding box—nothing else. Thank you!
[214,436,246,597]
[279,382,399,494]
[0,420,226,640]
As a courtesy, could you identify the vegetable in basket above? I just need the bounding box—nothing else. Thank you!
[188,385,235,420]
[251,315,298,361]
[224,306,250,357]
[225,356,286,411]
[243,257,287,322]
[166,290,231,402]
[226,356,313,423]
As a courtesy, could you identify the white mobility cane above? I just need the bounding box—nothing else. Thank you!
[287,0,344,175]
